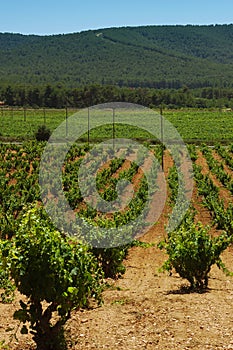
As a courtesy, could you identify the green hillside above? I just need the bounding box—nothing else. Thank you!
[1,24,233,88]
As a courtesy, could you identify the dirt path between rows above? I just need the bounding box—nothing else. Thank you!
[1,152,233,350]
[212,150,233,178]
[196,149,233,208]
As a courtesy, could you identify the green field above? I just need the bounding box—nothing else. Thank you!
[0,107,233,143]
[165,109,233,143]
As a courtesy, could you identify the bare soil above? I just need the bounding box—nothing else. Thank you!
[1,151,233,350]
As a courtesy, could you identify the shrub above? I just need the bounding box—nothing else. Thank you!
[0,239,15,303]
[158,213,232,290]
[35,124,51,141]
[92,246,128,278]
[1,205,103,350]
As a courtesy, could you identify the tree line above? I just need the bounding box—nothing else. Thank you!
[0,84,233,109]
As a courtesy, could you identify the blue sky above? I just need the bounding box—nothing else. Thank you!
[1,0,233,35]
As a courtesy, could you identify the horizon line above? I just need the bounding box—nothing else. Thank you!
[1,22,233,37]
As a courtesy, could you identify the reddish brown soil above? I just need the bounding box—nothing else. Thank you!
[1,151,233,350]
[196,150,233,208]
[212,150,233,178]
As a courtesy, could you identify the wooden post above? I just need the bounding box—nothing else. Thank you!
[160,106,164,171]
[87,107,90,145]
[112,108,115,150]
[23,108,26,122]
[65,107,68,137]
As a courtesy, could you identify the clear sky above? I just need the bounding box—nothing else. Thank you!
[1,0,233,35]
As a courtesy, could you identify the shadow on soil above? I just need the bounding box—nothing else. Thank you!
[166,285,210,295]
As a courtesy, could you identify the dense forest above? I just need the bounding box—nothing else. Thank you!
[0,24,233,89]
[0,84,233,109]
[1,24,233,108]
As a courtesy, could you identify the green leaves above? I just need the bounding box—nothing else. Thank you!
[193,158,233,236]
[158,211,232,289]
[34,124,51,141]
[0,239,15,303]
[5,205,104,349]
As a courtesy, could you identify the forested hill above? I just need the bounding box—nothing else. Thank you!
[1,24,233,88]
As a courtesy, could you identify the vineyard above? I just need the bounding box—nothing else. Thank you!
[1,107,233,143]
[0,132,233,349]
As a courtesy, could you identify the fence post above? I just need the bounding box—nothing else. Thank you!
[65,107,68,137]
[24,107,26,122]
[160,106,164,171]
[112,108,115,150]
[87,107,90,145]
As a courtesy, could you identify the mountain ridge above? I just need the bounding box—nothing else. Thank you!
[0,24,233,88]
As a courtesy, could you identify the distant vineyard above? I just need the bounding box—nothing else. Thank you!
[0,141,232,239]
[0,108,233,143]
